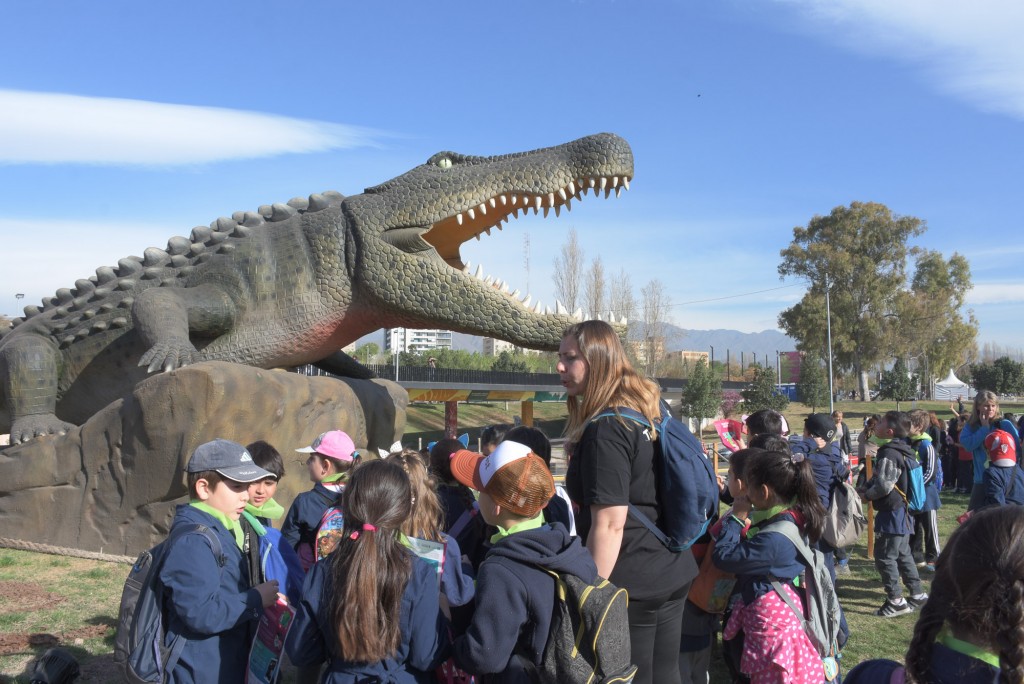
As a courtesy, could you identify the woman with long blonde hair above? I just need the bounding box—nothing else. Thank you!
[559,320,697,684]
[960,390,1021,511]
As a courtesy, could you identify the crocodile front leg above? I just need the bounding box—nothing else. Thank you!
[133,284,238,373]
[1,333,76,443]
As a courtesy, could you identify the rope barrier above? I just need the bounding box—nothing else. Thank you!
[0,537,135,565]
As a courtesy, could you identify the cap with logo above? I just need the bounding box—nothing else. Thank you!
[186,439,273,483]
[804,413,837,442]
[985,429,1017,467]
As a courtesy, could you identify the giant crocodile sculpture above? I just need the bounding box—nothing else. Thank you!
[0,132,633,444]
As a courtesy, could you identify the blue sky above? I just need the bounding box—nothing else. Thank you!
[1,0,1021,360]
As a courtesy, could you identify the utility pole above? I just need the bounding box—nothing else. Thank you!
[825,274,835,413]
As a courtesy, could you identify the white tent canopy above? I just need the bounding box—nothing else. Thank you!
[932,369,973,401]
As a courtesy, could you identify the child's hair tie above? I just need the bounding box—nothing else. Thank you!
[791,452,806,463]
[349,523,378,540]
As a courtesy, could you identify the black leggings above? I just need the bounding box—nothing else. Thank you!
[627,585,688,684]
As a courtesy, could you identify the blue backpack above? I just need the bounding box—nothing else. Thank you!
[898,453,927,513]
[114,524,225,683]
[593,403,720,552]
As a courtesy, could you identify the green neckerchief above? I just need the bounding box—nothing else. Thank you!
[491,512,545,544]
[910,432,931,443]
[190,500,244,550]
[240,509,267,536]
[869,435,891,446]
[746,502,794,538]
[937,626,1000,669]
[322,472,348,484]
[245,497,285,521]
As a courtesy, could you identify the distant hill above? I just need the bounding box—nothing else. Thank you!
[354,324,795,361]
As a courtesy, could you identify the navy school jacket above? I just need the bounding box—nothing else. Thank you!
[280,482,341,551]
[846,642,1000,684]
[712,510,806,605]
[452,522,597,681]
[159,504,265,684]
[285,549,448,683]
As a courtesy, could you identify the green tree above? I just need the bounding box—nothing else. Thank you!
[742,366,789,412]
[879,357,917,408]
[356,342,380,364]
[681,358,721,438]
[970,357,1024,395]
[889,249,978,384]
[797,353,829,412]
[778,202,926,399]
[490,350,530,373]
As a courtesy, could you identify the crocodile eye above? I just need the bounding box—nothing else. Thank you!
[436,157,453,169]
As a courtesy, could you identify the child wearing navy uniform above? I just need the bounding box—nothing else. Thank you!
[980,429,1024,508]
[160,439,281,684]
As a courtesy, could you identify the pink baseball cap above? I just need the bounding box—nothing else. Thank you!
[296,430,358,462]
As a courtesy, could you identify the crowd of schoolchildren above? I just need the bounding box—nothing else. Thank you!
[137,325,1024,684]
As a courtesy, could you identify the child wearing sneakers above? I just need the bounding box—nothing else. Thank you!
[857,411,928,617]
[160,439,281,683]
[281,430,360,571]
[449,441,599,682]
[980,429,1024,508]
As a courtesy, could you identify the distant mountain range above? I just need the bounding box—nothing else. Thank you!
[360,324,796,362]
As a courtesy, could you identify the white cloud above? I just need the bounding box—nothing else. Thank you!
[0,90,384,166]
[777,0,1024,119]
[966,282,1024,305]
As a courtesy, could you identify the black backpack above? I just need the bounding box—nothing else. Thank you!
[536,569,637,684]
[114,524,225,683]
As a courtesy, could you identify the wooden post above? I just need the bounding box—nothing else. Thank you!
[444,401,458,439]
[521,401,534,427]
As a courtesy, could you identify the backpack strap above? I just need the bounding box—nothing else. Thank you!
[589,406,713,552]
[759,519,815,568]
[447,501,480,539]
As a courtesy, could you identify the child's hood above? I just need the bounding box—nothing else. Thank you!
[487,523,597,581]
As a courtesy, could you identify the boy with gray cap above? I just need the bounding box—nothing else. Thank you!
[160,439,281,683]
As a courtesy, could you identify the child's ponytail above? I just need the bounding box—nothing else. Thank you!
[745,450,826,543]
[327,460,412,662]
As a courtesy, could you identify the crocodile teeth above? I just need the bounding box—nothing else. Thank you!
[478,203,487,215]
[521,294,532,307]
[616,187,622,197]
[500,195,507,206]
[554,206,561,218]
[564,198,572,211]
[484,227,491,236]
[463,261,471,273]
[485,276,494,285]
[567,181,576,196]
[543,207,550,218]
[533,301,543,314]
[489,198,496,208]
[501,282,510,294]
[600,177,608,191]
[467,208,475,220]
[474,234,481,241]
[588,178,596,189]
[456,213,464,226]
[558,188,567,201]
[510,289,521,299]
[474,265,484,280]
[510,195,518,206]
[534,196,542,211]
[623,177,630,190]
[555,301,567,315]
[573,308,583,321]
[612,176,619,188]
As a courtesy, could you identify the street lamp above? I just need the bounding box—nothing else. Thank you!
[709,345,714,369]
[825,274,835,413]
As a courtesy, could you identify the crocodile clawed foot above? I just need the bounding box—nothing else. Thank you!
[10,415,76,444]
[139,338,199,374]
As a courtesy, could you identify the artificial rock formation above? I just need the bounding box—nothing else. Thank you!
[0,362,407,557]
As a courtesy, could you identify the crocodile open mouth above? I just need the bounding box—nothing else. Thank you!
[419,174,630,316]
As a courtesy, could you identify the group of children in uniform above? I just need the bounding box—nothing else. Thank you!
[153,423,591,683]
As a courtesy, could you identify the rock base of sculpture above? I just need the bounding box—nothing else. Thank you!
[0,361,407,557]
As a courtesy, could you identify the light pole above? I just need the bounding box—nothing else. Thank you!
[825,274,835,413]
[776,350,781,385]
[709,345,714,370]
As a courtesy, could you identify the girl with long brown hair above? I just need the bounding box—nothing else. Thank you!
[559,319,697,684]
[285,459,447,682]
[846,505,1024,683]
